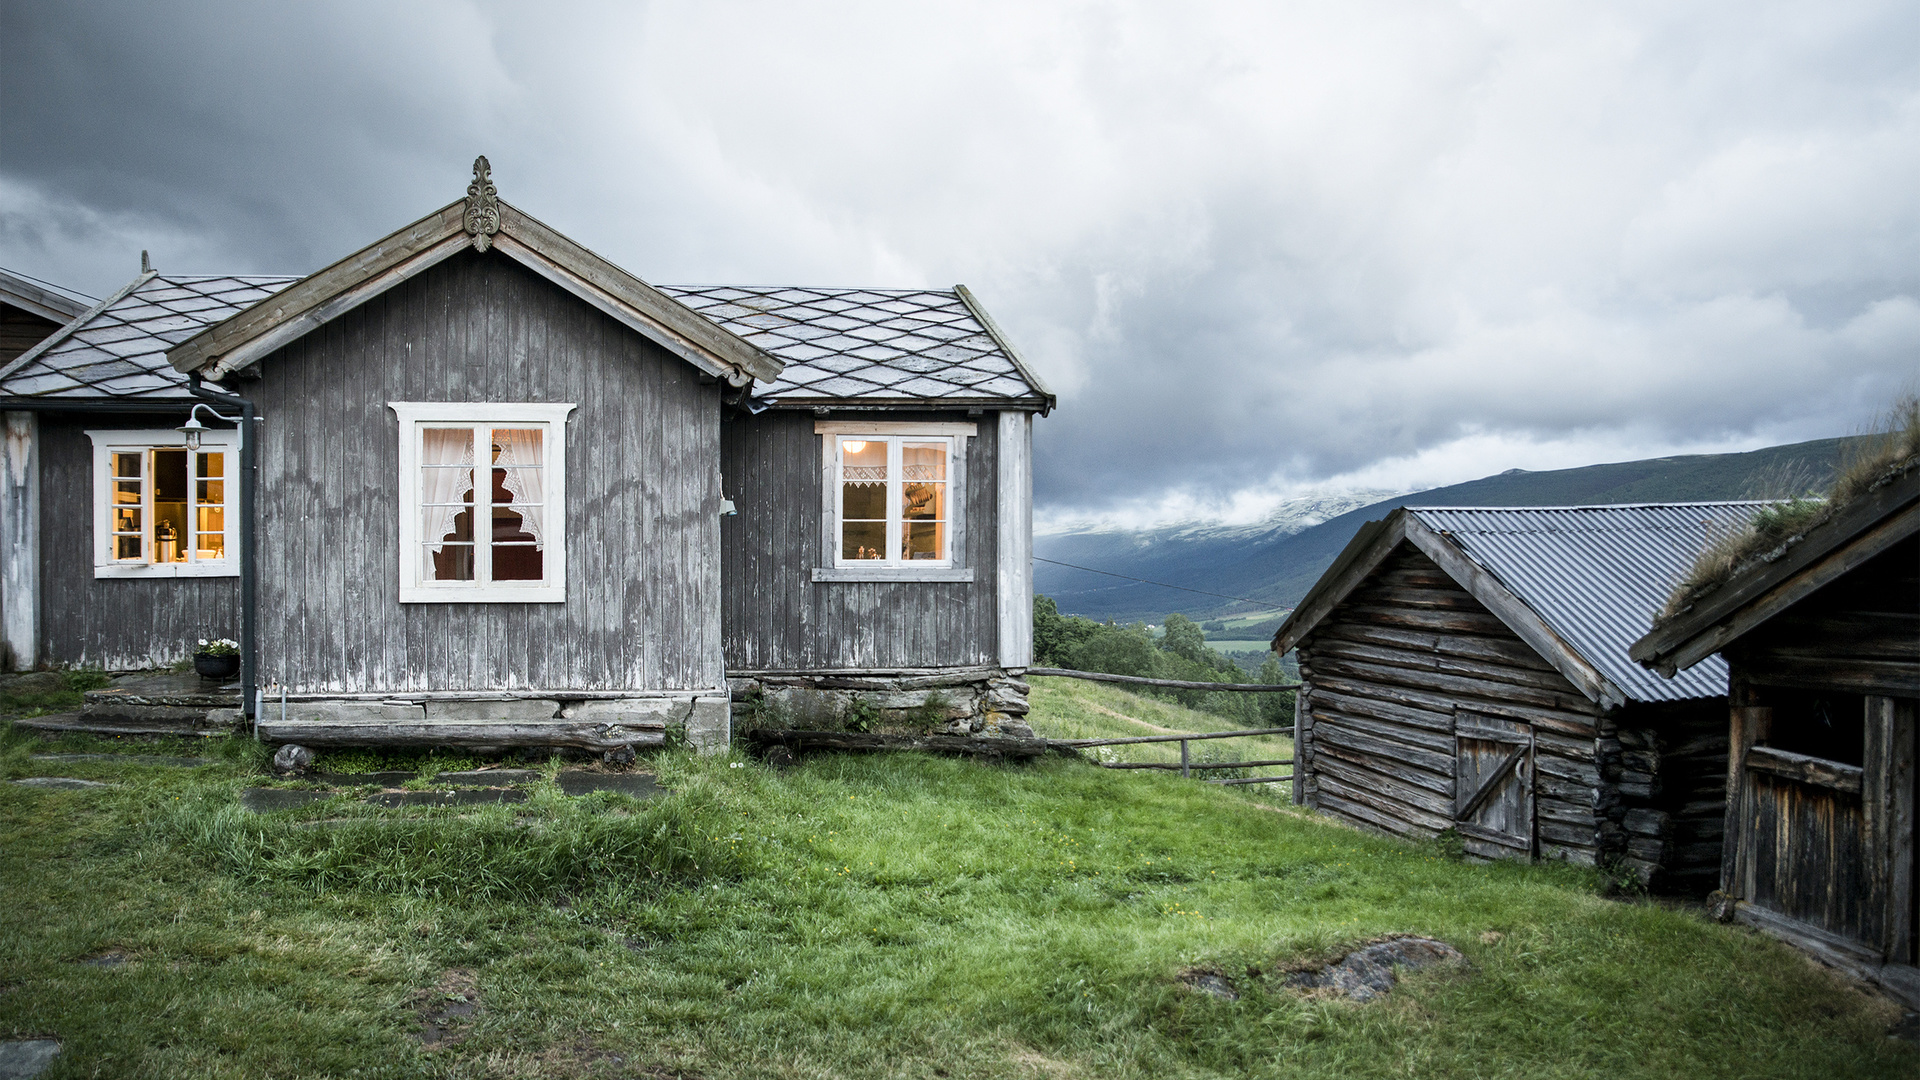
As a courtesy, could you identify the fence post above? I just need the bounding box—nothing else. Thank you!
[1181,738,1190,780]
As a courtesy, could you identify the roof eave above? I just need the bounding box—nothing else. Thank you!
[763,395,1053,412]
[1269,513,1405,654]
[1630,466,1920,677]
[0,271,91,323]
[954,284,1055,416]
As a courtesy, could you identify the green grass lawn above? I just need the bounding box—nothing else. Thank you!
[0,689,1910,1079]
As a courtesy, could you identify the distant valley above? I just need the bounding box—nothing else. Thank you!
[1034,434,1866,627]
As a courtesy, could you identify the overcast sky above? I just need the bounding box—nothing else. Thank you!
[3,1,1915,527]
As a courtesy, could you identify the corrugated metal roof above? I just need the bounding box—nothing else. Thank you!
[658,284,1050,407]
[1410,503,1765,703]
[0,273,301,399]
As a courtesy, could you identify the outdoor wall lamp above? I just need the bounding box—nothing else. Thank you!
[177,402,241,451]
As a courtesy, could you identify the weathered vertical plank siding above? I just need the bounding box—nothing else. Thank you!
[36,416,242,668]
[249,249,723,694]
[718,410,998,671]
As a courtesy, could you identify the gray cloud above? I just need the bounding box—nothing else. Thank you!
[3,1,1915,521]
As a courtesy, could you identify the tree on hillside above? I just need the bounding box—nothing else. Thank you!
[1159,613,1209,666]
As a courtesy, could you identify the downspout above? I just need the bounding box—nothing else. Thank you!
[188,375,258,724]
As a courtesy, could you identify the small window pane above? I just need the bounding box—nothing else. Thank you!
[197,452,223,479]
[114,507,141,532]
[904,521,945,560]
[841,520,885,561]
[115,535,142,560]
[428,543,475,582]
[113,481,141,505]
[152,449,188,503]
[112,452,141,479]
[492,544,543,581]
[196,506,225,546]
[426,506,475,545]
[902,442,946,482]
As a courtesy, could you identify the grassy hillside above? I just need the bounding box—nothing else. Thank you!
[1026,675,1292,779]
[3,721,1911,1078]
[1038,435,1866,623]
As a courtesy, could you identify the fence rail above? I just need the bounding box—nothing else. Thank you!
[1026,668,1297,693]
[1049,727,1294,784]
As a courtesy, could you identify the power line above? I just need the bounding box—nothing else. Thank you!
[1031,556,1275,607]
[0,266,101,303]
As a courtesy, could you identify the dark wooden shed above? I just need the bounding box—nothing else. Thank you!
[1633,465,1919,1006]
[1273,504,1761,888]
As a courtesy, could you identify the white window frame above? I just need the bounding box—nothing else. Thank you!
[814,420,975,583]
[391,401,576,604]
[86,428,240,579]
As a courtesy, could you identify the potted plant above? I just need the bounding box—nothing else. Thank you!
[193,638,240,681]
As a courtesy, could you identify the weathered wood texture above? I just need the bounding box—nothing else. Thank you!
[1721,533,1919,959]
[249,249,723,694]
[1610,701,1730,893]
[37,415,241,669]
[719,409,997,671]
[0,305,64,366]
[1297,546,1608,861]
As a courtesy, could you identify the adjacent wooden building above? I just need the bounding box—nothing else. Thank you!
[1273,504,1761,889]
[1633,465,1919,1006]
[0,159,1052,751]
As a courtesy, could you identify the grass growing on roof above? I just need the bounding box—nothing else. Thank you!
[1662,394,1920,621]
[0,711,1909,1079]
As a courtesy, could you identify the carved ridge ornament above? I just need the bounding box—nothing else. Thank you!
[465,156,501,252]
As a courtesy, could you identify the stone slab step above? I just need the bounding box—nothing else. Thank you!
[85,672,241,710]
[13,712,232,738]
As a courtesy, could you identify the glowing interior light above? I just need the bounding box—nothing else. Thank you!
[843,440,868,453]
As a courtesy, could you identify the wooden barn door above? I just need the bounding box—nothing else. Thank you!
[1454,714,1535,860]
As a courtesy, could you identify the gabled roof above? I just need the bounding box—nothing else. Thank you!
[0,271,299,400]
[166,191,783,388]
[0,268,91,324]
[1273,503,1766,708]
[657,284,1054,411]
[1632,465,1920,678]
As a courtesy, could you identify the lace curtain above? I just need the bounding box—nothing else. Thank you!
[421,428,473,555]
[493,428,544,547]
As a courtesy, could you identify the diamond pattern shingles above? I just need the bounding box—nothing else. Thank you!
[657,285,1046,405]
[0,273,300,399]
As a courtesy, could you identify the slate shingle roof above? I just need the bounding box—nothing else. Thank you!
[0,273,1049,409]
[657,285,1050,407]
[0,273,300,399]
[1408,504,1767,703]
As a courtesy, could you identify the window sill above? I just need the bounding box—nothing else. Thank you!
[95,563,238,580]
[400,585,566,604]
[812,567,975,583]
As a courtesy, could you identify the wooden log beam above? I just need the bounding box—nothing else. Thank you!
[1027,668,1297,693]
[1204,775,1294,786]
[1099,758,1293,771]
[254,719,668,750]
[744,729,1053,759]
[1744,744,1864,795]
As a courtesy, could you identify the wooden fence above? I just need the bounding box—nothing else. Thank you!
[1030,667,1296,786]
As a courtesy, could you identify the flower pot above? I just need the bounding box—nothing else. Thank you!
[193,653,240,681]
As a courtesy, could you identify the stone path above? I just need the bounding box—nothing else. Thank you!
[239,770,663,813]
[0,1039,60,1079]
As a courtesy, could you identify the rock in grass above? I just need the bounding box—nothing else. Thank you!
[0,1038,61,1078]
[3,671,67,695]
[1181,971,1239,1000]
[10,777,109,790]
[1284,937,1467,1002]
[272,743,315,774]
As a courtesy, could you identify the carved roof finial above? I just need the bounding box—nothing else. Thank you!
[465,156,501,252]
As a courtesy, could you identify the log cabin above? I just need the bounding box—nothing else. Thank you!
[1632,464,1918,1006]
[1271,503,1764,889]
[0,158,1053,752]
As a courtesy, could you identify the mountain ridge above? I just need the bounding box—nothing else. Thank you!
[1033,434,1866,624]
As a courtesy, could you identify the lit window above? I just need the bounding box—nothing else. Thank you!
[813,421,976,581]
[836,435,953,565]
[87,429,238,578]
[391,402,575,603]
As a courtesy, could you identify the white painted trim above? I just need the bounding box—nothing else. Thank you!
[812,567,975,583]
[824,432,958,570]
[85,428,240,580]
[1,412,38,668]
[814,420,978,437]
[390,402,576,604]
[996,411,1033,668]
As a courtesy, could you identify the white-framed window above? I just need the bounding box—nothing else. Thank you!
[390,402,576,603]
[814,420,976,583]
[86,428,240,579]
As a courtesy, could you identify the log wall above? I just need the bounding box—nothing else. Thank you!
[1297,546,1610,864]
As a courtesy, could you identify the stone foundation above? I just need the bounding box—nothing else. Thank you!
[727,667,1033,737]
[257,693,732,753]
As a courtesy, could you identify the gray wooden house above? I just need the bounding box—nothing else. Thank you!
[0,159,1052,751]
[1271,504,1762,888]
[1632,466,1918,1006]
